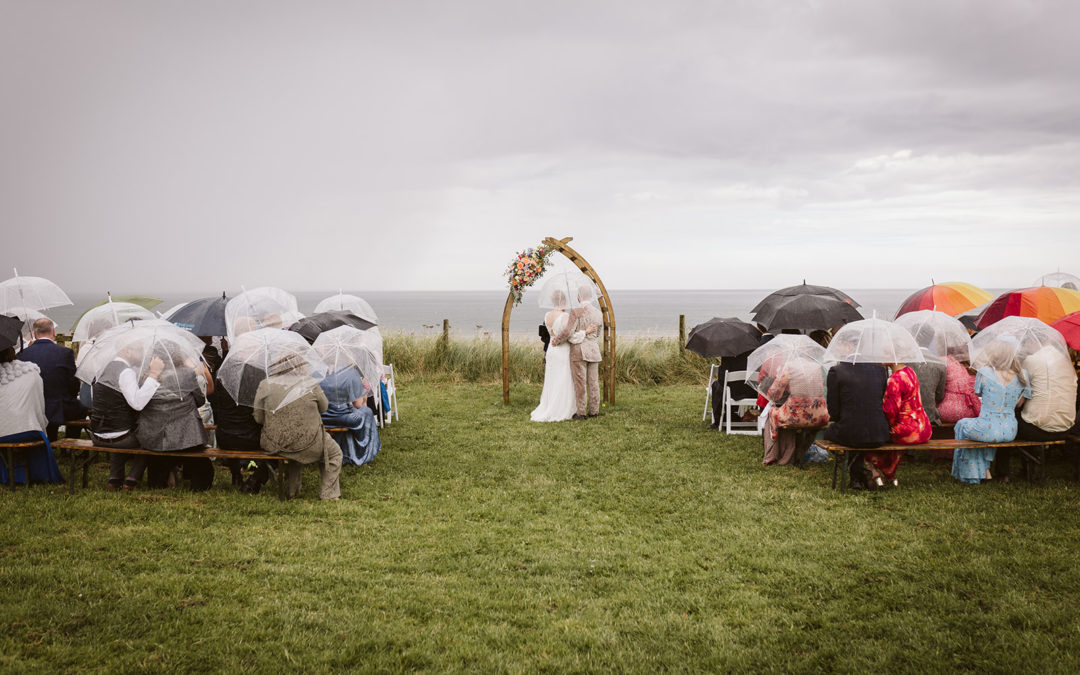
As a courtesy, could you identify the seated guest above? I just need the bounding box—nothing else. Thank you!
[252,356,342,500]
[996,344,1078,481]
[709,349,757,429]
[137,349,213,491]
[873,362,932,487]
[320,366,381,466]
[938,354,981,423]
[908,354,946,427]
[762,357,828,465]
[17,318,88,441]
[90,344,164,489]
[823,362,891,489]
[952,342,1030,484]
[0,347,64,484]
[208,361,264,490]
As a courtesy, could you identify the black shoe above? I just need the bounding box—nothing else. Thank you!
[240,477,263,495]
[588,413,599,418]
[572,414,587,420]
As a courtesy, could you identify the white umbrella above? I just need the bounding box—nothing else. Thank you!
[893,310,973,363]
[225,286,300,343]
[218,328,327,411]
[0,269,72,314]
[75,319,207,399]
[314,292,379,325]
[72,301,156,343]
[824,316,926,365]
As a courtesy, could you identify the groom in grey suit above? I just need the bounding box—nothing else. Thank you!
[563,287,603,419]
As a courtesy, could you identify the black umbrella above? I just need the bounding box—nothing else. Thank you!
[754,294,862,332]
[289,310,376,344]
[751,282,860,315]
[0,314,24,351]
[169,293,230,337]
[685,317,761,358]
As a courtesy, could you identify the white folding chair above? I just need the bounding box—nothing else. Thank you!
[721,369,760,435]
[703,363,721,422]
[382,364,399,423]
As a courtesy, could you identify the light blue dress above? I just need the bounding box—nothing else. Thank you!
[319,368,381,466]
[951,367,1030,484]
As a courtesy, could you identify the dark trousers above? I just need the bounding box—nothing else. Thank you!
[146,454,214,491]
[998,418,1071,478]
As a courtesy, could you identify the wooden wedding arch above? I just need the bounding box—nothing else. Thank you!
[501,237,616,405]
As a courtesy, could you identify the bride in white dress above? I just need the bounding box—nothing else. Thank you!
[530,289,578,422]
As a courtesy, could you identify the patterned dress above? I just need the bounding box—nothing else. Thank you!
[882,367,931,444]
[951,367,1031,484]
[938,356,982,424]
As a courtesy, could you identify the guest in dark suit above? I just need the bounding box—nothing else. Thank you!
[18,318,87,441]
[824,362,891,489]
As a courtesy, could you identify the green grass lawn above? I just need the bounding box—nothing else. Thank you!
[3,382,1080,672]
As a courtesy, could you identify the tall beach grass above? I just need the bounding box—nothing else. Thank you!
[383,333,712,385]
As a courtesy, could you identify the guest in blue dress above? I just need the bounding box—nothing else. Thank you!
[952,343,1031,484]
[319,367,381,466]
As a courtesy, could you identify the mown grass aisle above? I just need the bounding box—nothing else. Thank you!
[2,383,1079,671]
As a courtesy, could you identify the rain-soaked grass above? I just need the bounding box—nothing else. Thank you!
[2,381,1080,672]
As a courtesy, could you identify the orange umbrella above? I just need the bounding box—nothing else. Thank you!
[975,286,1080,329]
[895,282,993,318]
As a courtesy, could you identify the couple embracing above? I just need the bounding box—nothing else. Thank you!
[531,285,602,422]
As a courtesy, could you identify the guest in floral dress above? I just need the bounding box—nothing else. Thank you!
[938,355,981,423]
[952,343,1030,484]
[762,357,829,465]
[865,364,931,486]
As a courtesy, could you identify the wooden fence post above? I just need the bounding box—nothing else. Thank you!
[679,315,686,349]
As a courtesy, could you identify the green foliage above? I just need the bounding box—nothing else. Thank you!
[385,333,712,385]
[4,383,1080,671]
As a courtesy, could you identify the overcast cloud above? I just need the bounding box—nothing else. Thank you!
[2,0,1078,293]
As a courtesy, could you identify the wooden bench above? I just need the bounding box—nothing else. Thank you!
[52,438,294,501]
[0,438,48,492]
[52,426,351,501]
[817,438,1067,492]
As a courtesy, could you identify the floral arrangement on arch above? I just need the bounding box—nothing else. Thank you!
[505,244,554,306]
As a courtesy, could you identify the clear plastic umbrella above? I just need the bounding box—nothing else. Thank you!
[537,271,599,310]
[314,292,379,325]
[312,325,382,389]
[1033,271,1080,291]
[824,317,926,365]
[970,316,1068,369]
[75,319,207,399]
[893,310,973,363]
[0,270,73,314]
[745,334,828,401]
[218,328,327,411]
[225,287,301,342]
[72,301,156,343]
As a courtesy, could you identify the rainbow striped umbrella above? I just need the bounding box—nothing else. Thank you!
[975,286,1080,329]
[895,282,993,318]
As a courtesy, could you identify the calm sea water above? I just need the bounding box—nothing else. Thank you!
[45,288,987,339]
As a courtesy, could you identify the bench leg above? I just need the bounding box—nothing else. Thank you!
[831,451,839,490]
[69,450,77,495]
[81,451,94,489]
[277,459,287,502]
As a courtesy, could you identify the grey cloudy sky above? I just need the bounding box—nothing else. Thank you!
[2,0,1078,293]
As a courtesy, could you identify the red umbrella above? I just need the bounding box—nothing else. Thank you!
[1050,311,1080,351]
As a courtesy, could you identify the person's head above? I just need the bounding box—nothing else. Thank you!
[117,340,145,364]
[0,347,15,363]
[232,316,258,337]
[261,313,283,329]
[979,340,1026,384]
[808,329,831,348]
[270,352,306,377]
[577,285,596,305]
[550,290,567,310]
[32,317,56,339]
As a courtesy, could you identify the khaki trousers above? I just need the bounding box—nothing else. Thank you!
[286,433,343,500]
[571,359,601,416]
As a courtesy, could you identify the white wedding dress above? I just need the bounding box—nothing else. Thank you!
[530,312,578,422]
